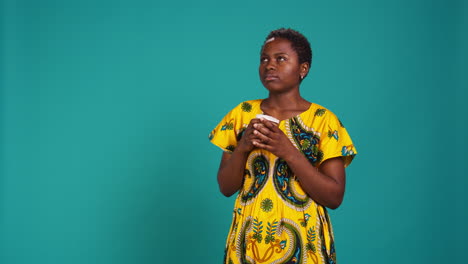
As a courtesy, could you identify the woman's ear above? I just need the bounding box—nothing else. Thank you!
[300,62,310,78]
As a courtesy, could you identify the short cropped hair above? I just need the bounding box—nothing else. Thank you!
[262,28,312,66]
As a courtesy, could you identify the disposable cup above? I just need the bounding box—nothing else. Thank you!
[255,114,280,124]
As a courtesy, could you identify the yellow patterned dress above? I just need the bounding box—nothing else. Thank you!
[209,99,357,264]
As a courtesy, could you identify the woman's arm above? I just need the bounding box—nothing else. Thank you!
[285,153,345,209]
[217,119,262,197]
[252,119,346,209]
[217,150,248,197]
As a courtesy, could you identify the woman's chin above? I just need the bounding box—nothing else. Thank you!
[263,85,294,95]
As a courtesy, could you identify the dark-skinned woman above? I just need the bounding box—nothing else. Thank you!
[209,28,357,264]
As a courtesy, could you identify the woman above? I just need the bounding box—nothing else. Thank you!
[209,28,357,264]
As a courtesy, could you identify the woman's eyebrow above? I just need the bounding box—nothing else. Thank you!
[261,52,288,56]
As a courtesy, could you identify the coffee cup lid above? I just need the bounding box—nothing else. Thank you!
[256,114,280,124]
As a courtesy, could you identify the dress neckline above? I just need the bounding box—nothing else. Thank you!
[258,99,314,123]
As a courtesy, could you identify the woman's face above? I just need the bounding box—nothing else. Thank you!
[259,38,308,94]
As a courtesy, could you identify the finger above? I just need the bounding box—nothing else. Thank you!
[253,123,271,136]
[245,121,260,135]
[249,118,262,125]
[260,119,279,131]
[253,129,271,143]
[252,140,272,151]
[245,119,258,130]
[255,122,279,138]
[248,132,263,143]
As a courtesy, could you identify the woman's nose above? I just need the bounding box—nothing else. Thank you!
[266,60,276,70]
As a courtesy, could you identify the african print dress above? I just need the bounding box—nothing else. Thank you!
[209,99,357,264]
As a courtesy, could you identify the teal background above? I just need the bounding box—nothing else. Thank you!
[1,0,467,263]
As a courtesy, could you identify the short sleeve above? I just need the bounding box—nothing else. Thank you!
[208,103,247,153]
[319,113,357,167]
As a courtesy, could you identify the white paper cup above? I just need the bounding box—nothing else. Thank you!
[256,114,280,124]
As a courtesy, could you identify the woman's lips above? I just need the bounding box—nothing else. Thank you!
[264,74,279,81]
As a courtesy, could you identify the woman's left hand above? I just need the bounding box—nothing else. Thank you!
[252,119,299,159]
[253,118,346,209]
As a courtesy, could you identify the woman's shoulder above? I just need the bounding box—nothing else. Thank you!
[237,99,262,110]
[308,102,338,118]
[301,102,346,130]
[306,102,349,133]
[229,99,263,114]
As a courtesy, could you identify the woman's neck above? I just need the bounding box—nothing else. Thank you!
[261,91,311,120]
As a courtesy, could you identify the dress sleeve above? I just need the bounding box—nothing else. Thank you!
[319,112,357,168]
[208,103,246,153]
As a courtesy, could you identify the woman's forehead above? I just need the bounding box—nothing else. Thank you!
[262,38,294,54]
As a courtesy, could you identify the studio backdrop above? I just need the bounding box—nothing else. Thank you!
[1,0,467,263]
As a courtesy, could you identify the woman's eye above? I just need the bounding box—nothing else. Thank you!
[277,56,286,62]
[260,57,268,63]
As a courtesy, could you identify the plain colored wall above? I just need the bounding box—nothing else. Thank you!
[2,0,467,263]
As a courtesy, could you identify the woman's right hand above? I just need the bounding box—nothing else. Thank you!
[217,118,262,197]
[236,118,262,154]
[217,118,277,197]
